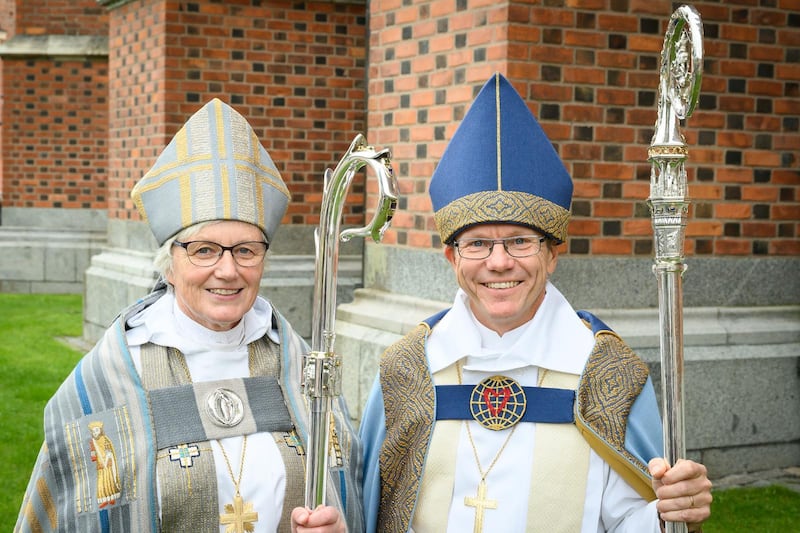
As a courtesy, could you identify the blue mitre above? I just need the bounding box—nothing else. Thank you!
[430,73,573,243]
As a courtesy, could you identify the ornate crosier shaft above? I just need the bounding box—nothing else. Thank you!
[303,134,398,508]
[648,6,703,533]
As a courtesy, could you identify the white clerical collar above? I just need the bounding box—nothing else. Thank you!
[427,282,594,375]
[126,292,279,354]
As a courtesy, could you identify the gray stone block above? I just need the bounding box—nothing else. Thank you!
[0,280,33,292]
[264,255,362,339]
[641,343,800,450]
[83,249,160,338]
[45,245,79,282]
[107,219,158,253]
[336,320,403,422]
[701,442,800,479]
[0,225,106,292]
[1,207,107,231]
[0,244,45,280]
[30,281,83,294]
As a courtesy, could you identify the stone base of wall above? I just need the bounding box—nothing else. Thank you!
[335,288,800,479]
[83,248,162,340]
[0,221,107,294]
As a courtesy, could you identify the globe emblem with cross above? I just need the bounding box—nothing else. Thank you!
[469,375,527,430]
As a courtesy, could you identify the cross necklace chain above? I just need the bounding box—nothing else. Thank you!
[175,351,259,533]
[218,435,258,533]
[458,361,518,533]
[464,422,517,533]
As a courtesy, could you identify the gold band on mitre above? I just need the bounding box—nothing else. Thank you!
[434,190,571,244]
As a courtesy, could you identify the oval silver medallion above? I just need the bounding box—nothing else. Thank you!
[205,388,244,427]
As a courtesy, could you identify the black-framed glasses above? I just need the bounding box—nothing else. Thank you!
[453,235,547,260]
[173,240,269,267]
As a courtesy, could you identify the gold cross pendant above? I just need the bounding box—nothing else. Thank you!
[464,479,498,533]
[220,493,258,533]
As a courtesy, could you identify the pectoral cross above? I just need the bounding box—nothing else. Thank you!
[220,493,258,533]
[464,480,497,533]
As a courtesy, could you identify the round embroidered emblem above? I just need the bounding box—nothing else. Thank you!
[206,388,244,427]
[469,375,527,430]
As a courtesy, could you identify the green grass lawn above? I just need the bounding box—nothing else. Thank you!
[1,293,798,531]
[704,484,800,532]
[1,293,84,531]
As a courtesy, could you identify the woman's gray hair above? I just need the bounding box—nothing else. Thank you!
[152,221,269,280]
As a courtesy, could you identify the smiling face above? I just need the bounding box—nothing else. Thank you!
[445,223,559,335]
[166,220,266,331]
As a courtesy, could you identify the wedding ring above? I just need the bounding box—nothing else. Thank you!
[689,494,695,508]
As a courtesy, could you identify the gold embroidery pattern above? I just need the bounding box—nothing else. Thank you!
[329,417,344,468]
[434,190,570,244]
[65,420,91,513]
[577,331,650,475]
[115,405,137,501]
[281,432,305,456]
[87,421,123,508]
[63,408,138,515]
[157,444,213,496]
[378,323,434,533]
[38,474,58,528]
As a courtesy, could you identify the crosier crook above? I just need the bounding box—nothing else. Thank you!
[303,134,398,508]
[648,6,704,533]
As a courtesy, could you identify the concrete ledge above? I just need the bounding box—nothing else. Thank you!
[0,34,108,57]
[0,226,106,294]
[582,306,800,348]
[1,207,108,231]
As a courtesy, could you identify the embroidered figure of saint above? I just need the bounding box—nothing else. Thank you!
[88,421,122,508]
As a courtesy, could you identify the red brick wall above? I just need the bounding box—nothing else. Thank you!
[1,0,797,257]
[2,57,109,208]
[0,0,6,195]
[16,0,106,36]
[0,0,109,210]
[0,0,16,36]
[107,0,368,228]
[105,1,167,223]
[367,0,799,256]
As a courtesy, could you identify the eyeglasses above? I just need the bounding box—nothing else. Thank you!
[173,240,269,267]
[453,235,547,260]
